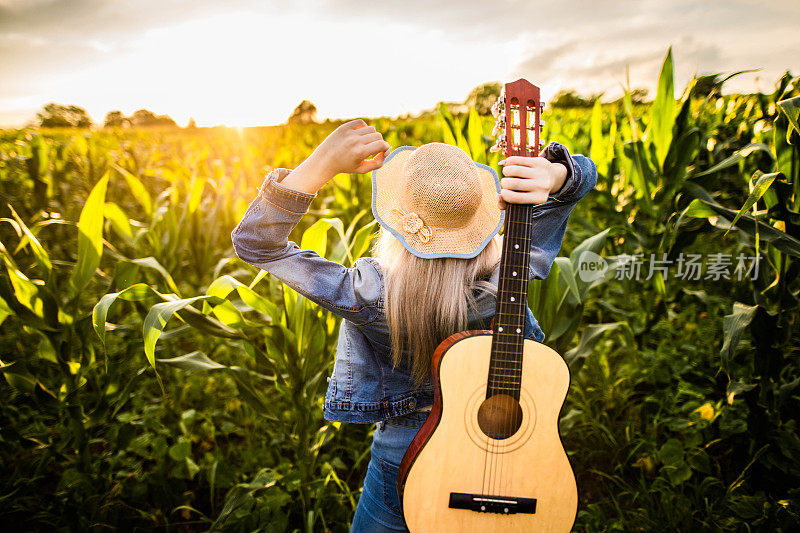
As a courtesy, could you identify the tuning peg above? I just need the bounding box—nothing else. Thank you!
[491,99,505,118]
[489,137,507,153]
[539,119,545,128]
[540,101,546,110]
[539,138,546,148]
[491,119,506,137]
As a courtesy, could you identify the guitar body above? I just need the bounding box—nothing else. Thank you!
[398,331,577,532]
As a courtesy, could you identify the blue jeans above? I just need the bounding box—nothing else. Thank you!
[350,410,431,532]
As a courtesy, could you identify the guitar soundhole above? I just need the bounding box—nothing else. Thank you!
[476,393,523,440]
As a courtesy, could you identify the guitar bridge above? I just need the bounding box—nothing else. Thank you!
[448,492,537,514]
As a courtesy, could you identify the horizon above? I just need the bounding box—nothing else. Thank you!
[2,79,785,131]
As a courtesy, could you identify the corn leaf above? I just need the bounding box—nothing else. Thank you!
[93,283,171,347]
[157,350,226,371]
[126,256,182,295]
[103,202,134,243]
[565,322,634,372]
[300,219,330,258]
[113,164,152,216]
[693,143,773,177]
[187,175,206,213]
[438,102,457,146]
[685,183,800,257]
[651,47,676,169]
[143,295,225,368]
[467,106,486,164]
[777,95,800,143]
[720,302,757,371]
[724,171,780,237]
[1,243,44,318]
[203,274,279,319]
[68,170,109,298]
[348,220,378,265]
[590,99,609,177]
[6,204,52,280]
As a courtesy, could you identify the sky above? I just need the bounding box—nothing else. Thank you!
[1,0,798,128]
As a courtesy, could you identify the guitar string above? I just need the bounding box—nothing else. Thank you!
[493,200,514,496]
[496,139,523,496]
[507,105,536,499]
[488,203,506,497]
[506,104,536,499]
[491,180,527,497]
[496,108,518,498]
[488,101,514,497]
[500,105,527,497]
[506,185,534,499]
[500,106,526,498]
[498,181,529,498]
[496,104,537,499]
[489,115,516,498]
[484,126,508,495]
[482,100,505,498]
[483,99,537,498]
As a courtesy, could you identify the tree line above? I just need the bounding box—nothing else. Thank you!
[34,103,182,129]
[30,79,716,131]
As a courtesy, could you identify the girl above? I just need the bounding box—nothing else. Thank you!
[231,118,597,532]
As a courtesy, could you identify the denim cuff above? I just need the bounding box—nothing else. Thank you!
[257,168,317,215]
[541,141,580,202]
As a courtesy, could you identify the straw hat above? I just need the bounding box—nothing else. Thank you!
[371,143,504,259]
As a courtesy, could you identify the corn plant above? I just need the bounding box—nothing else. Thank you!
[1,172,112,469]
[675,74,800,504]
[93,204,377,531]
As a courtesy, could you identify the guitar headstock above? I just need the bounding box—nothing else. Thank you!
[489,79,545,157]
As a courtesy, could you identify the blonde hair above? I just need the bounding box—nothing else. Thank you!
[370,226,502,387]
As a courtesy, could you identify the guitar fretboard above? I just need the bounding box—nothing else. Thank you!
[488,202,533,400]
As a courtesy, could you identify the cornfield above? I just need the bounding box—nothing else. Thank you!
[1,49,799,531]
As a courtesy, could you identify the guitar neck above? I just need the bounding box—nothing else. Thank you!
[487,79,542,400]
[488,203,534,399]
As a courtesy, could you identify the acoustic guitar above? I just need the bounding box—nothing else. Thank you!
[397,79,578,532]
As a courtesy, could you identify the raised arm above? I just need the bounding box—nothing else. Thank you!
[230,169,382,325]
[231,120,392,325]
[497,141,598,280]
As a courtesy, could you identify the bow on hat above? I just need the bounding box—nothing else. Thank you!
[391,206,433,243]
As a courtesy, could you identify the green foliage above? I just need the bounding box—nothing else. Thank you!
[550,89,603,108]
[466,82,503,115]
[103,110,129,128]
[1,51,799,531]
[36,102,93,128]
[288,100,319,124]
[650,47,676,169]
[129,109,178,128]
[103,109,178,129]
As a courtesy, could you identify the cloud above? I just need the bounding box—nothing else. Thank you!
[512,37,727,101]
[319,0,797,100]
[0,34,110,93]
[0,0,798,127]
[513,40,582,78]
[317,0,643,42]
[0,0,254,40]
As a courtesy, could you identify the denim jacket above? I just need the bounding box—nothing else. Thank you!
[231,141,597,423]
